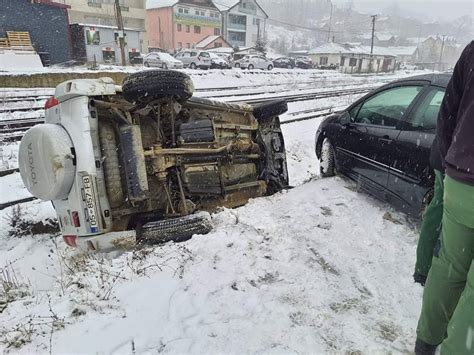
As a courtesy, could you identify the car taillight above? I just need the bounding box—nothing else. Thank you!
[63,235,77,247]
[44,96,59,110]
[72,211,80,227]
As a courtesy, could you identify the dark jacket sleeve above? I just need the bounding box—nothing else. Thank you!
[437,42,473,162]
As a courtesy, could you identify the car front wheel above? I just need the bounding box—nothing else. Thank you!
[190,62,197,69]
[144,62,149,67]
[248,64,254,70]
[320,138,336,177]
[268,65,273,70]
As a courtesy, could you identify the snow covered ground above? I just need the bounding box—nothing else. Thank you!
[0,69,426,353]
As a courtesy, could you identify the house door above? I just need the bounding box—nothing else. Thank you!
[358,58,363,73]
[382,58,391,71]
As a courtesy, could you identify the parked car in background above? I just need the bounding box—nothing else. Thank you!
[175,50,211,69]
[209,52,229,69]
[315,73,450,217]
[317,63,337,70]
[239,55,274,70]
[130,55,144,65]
[144,52,184,69]
[295,56,313,69]
[273,57,296,69]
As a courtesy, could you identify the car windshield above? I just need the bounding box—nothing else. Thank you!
[159,53,177,62]
[199,52,210,58]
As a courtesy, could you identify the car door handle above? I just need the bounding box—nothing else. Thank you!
[378,135,392,144]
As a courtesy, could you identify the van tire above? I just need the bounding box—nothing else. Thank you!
[122,70,194,104]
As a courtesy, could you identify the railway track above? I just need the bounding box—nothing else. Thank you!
[0,86,370,142]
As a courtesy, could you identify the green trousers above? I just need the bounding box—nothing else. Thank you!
[415,170,444,278]
[416,175,474,354]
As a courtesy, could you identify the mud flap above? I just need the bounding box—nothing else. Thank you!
[138,212,213,243]
[119,125,149,203]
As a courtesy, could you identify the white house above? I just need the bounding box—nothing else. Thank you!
[309,43,397,73]
[214,0,268,48]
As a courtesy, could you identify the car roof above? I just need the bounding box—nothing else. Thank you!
[393,73,451,88]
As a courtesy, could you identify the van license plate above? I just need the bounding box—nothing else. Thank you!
[82,175,99,233]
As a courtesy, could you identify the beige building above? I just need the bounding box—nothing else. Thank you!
[60,0,147,53]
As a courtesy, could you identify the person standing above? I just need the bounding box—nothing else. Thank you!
[415,41,474,354]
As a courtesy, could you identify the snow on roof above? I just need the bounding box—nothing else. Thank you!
[308,42,351,55]
[195,35,220,48]
[377,33,396,41]
[386,46,418,56]
[213,0,238,11]
[207,47,234,53]
[309,43,397,57]
[146,0,178,9]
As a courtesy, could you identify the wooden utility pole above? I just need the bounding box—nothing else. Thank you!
[369,15,377,73]
[327,1,333,42]
[115,0,126,66]
[438,35,447,71]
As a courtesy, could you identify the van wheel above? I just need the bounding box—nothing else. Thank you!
[257,117,289,195]
[268,65,273,70]
[122,70,194,104]
[248,64,254,70]
[320,138,336,177]
[190,62,197,69]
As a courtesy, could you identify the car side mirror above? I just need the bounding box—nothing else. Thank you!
[339,112,352,125]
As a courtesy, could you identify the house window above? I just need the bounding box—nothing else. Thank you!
[184,8,189,14]
[86,29,100,45]
[102,49,115,63]
[201,11,205,16]
[178,42,183,48]
[214,28,220,35]
[186,25,190,33]
[194,26,201,33]
[214,42,222,47]
[178,8,183,13]
[340,57,346,66]
[177,24,182,32]
[186,43,190,48]
[349,58,357,67]
[320,57,328,65]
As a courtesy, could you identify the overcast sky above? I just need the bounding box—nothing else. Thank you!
[332,0,474,21]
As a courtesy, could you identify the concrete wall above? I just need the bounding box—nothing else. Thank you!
[309,53,341,66]
[63,0,147,53]
[0,0,71,65]
[147,7,174,51]
[147,4,221,52]
[0,71,129,88]
[339,55,395,74]
[72,25,141,64]
[224,0,267,48]
[0,50,43,71]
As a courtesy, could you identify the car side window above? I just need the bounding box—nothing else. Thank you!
[191,51,197,57]
[355,86,423,127]
[406,88,445,130]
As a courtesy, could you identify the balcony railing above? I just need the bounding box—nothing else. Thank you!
[87,2,102,8]
[174,13,221,27]
[228,22,246,31]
